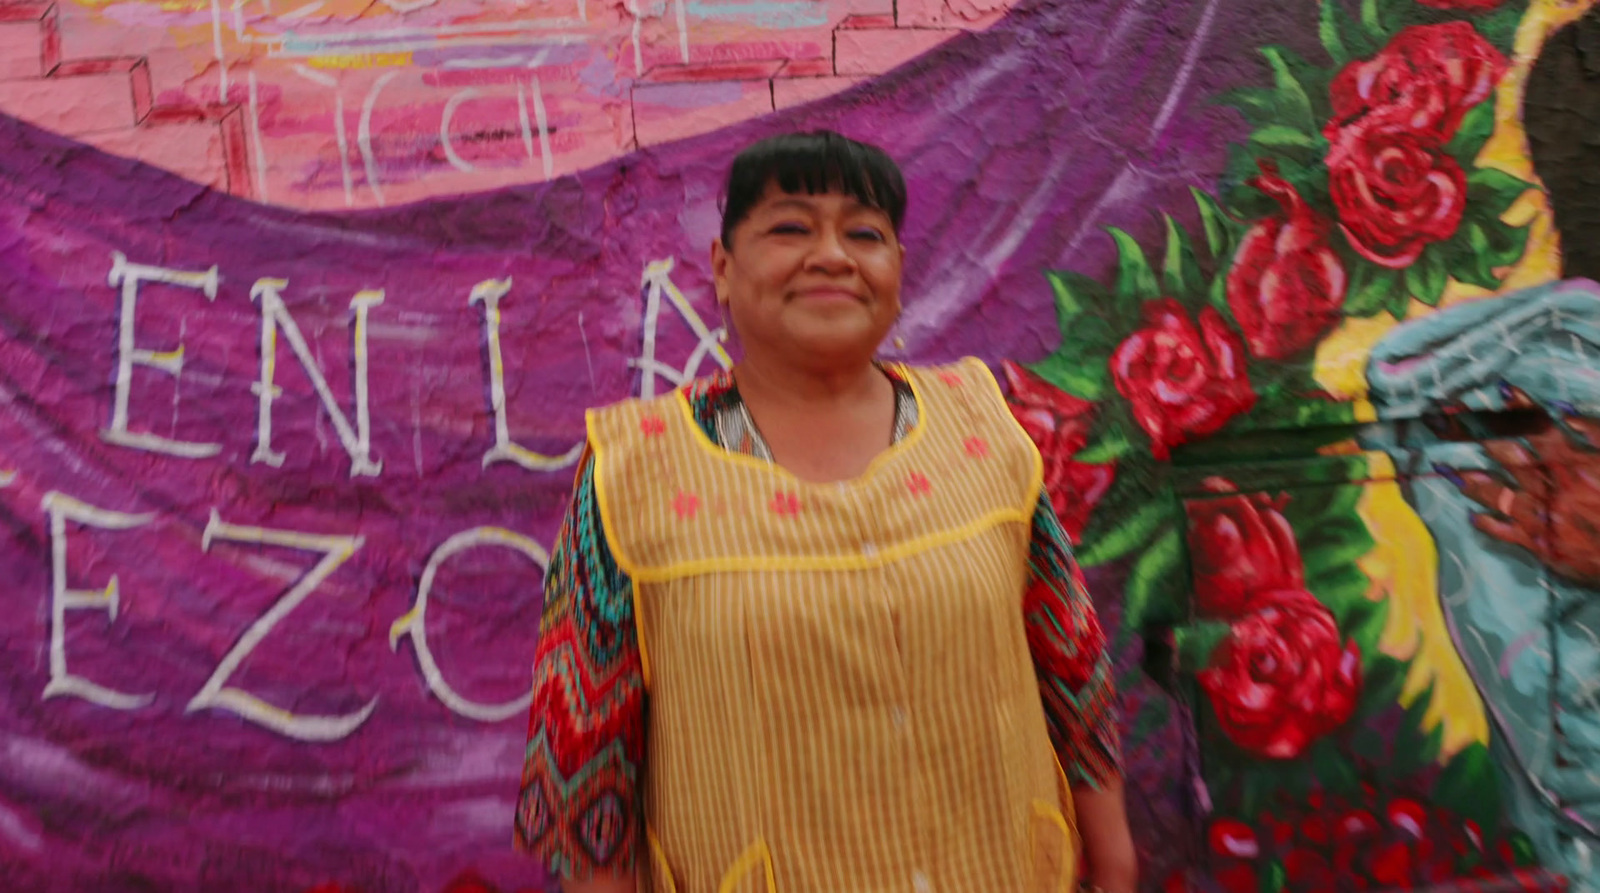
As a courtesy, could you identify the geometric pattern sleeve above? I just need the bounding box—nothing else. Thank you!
[515,447,647,880]
[1023,497,1124,790]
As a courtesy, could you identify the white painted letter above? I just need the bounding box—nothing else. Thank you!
[249,279,383,477]
[41,491,157,709]
[389,526,546,722]
[471,278,582,471]
[633,257,731,398]
[191,511,377,741]
[102,252,221,458]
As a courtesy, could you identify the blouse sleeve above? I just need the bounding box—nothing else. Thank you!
[1023,498,1123,789]
[516,448,647,879]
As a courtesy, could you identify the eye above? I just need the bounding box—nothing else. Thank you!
[769,221,810,235]
[849,227,887,243]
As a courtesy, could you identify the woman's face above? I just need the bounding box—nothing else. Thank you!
[712,185,903,366]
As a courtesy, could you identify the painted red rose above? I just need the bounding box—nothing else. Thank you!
[1227,162,1347,359]
[1328,22,1507,144]
[1002,361,1115,542]
[1199,588,1361,759]
[1185,477,1303,618]
[1110,301,1256,460]
[1327,120,1468,268]
[1285,847,1338,892]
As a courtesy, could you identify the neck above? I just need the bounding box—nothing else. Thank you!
[733,350,885,407]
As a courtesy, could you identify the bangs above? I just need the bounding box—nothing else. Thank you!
[720,131,907,246]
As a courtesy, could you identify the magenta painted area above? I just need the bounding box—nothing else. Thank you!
[0,0,1296,889]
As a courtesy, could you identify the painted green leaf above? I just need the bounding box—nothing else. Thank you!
[1350,726,1388,763]
[1445,102,1496,165]
[1261,47,1318,135]
[1433,744,1503,831]
[1321,0,1378,61]
[1029,351,1109,403]
[1109,228,1161,303]
[1192,187,1242,261]
[1175,619,1231,672]
[1312,741,1362,795]
[1477,1,1531,53]
[1404,251,1449,306]
[1258,860,1288,893]
[1217,86,1282,129]
[1336,590,1389,653]
[1077,500,1174,567]
[1044,270,1131,349]
[1485,221,1531,268]
[1452,223,1502,290]
[1123,527,1187,631]
[1207,271,1237,326]
[1162,214,1205,300]
[1466,167,1535,220]
[1392,689,1445,774]
[1302,517,1376,575]
[1046,270,1107,324]
[1343,262,1402,317]
[1387,276,1413,318]
[1076,428,1131,464]
[1235,770,1270,820]
[1318,0,1349,65]
[1355,656,1408,720]
[1359,0,1386,42]
[1249,124,1321,156]
[1321,480,1364,517]
[1306,560,1370,610]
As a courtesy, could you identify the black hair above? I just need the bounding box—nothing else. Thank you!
[718,130,908,248]
[1524,5,1600,282]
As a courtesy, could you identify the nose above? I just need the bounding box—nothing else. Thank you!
[805,225,857,273]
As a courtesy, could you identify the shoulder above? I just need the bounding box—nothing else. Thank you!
[584,390,682,443]
[900,357,1002,390]
[587,368,736,435]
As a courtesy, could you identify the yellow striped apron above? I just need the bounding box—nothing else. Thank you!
[587,357,1078,893]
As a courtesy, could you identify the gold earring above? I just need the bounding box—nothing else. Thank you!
[893,336,906,351]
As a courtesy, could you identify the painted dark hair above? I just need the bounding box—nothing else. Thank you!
[718,130,908,248]
[1524,5,1600,281]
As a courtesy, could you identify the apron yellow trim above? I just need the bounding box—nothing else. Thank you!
[671,361,931,489]
[647,826,678,893]
[971,356,1048,520]
[584,410,653,687]
[1029,798,1076,893]
[628,507,1034,582]
[719,838,778,893]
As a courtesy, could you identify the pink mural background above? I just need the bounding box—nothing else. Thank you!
[3,0,1596,890]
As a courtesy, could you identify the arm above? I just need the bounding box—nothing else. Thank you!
[1022,501,1137,893]
[1070,779,1137,893]
[516,450,646,891]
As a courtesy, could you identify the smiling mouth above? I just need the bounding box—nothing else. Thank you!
[793,288,863,302]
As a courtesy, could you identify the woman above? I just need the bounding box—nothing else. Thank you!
[516,131,1136,893]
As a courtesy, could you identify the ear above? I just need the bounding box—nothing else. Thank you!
[711,237,732,305]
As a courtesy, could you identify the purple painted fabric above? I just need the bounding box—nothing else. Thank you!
[0,0,1299,888]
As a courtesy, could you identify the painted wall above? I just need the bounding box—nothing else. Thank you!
[0,0,1595,891]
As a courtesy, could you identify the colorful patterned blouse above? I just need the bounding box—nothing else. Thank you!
[516,366,1121,881]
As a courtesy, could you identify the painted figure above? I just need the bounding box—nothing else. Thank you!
[514,132,1137,893]
[1364,7,1600,888]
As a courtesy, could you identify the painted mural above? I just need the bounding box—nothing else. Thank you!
[0,0,1596,890]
